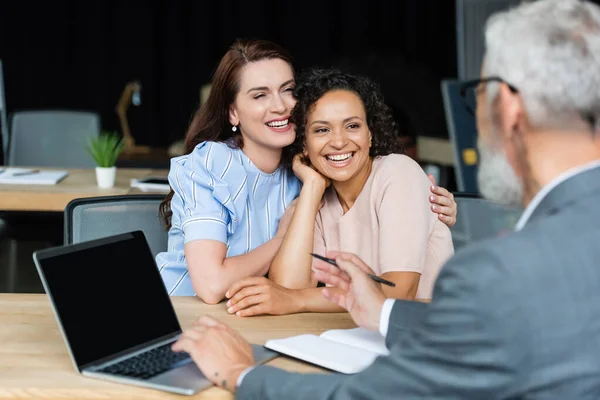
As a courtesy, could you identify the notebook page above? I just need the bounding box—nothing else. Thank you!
[130,178,170,193]
[264,334,381,374]
[320,327,390,356]
[0,168,68,185]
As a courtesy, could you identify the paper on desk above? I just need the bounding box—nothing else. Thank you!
[130,178,171,193]
[265,327,389,374]
[320,327,389,356]
[0,168,69,185]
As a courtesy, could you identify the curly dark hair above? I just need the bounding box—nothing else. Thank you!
[283,68,404,164]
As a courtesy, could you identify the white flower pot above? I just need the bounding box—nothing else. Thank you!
[96,166,116,188]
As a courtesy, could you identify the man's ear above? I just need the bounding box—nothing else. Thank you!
[496,83,529,179]
[497,83,525,140]
[228,105,239,127]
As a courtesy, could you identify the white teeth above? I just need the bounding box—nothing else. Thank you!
[266,119,288,127]
[326,153,353,162]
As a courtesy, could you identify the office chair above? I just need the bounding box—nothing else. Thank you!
[64,195,168,258]
[441,80,479,193]
[8,110,100,167]
[451,193,522,251]
[1,110,101,292]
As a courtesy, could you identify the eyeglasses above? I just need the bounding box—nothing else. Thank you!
[460,78,597,131]
[459,77,519,115]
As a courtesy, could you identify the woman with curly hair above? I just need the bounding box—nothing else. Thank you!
[224,69,454,316]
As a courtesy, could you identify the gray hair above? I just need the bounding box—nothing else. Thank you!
[484,0,600,131]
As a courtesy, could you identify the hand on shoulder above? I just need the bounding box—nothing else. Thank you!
[427,174,457,227]
[375,155,457,228]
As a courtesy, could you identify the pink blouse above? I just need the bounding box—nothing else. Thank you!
[313,154,454,299]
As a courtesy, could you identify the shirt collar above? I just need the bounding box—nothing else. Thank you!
[515,160,600,231]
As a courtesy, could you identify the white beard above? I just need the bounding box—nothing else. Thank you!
[477,139,524,208]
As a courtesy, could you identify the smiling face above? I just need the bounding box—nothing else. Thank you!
[304,90,372,183]
[228,58,296,154]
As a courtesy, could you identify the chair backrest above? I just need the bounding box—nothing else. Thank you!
[9,110,100,167]
[64,195,168,258]
[441,80,479,193]
[451,193,522,251]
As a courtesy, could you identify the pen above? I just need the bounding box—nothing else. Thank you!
[12,169,40,176]
[310,253,396,287]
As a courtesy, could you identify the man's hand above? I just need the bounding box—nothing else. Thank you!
[313,251,387,331]
[172,316,253,393]
[225,277,302,317]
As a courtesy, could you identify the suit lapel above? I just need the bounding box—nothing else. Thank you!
[526,165,600,226]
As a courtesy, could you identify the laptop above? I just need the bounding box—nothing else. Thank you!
[33,230,278,396]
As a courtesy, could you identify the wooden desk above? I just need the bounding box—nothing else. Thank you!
[0,168,169,212]
[0,294,356,399]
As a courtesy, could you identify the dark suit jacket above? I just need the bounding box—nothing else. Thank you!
[238,166,600,399]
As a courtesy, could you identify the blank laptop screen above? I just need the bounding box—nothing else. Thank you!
[36,231,181,368]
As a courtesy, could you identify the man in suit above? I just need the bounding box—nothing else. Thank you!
[172,0,600,397]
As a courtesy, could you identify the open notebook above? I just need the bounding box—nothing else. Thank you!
[0,168,68,185]
[265,327,390,374]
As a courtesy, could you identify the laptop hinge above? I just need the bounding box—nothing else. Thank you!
[80,331,182,371]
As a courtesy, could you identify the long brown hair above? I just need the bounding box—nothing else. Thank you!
[159,39,294,229]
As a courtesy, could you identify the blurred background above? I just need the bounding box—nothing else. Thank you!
[0,0,459,164]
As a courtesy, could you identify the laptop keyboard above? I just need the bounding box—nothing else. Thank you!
[98,342,191,380]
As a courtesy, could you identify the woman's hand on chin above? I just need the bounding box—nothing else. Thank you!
[224,277,303,317]
[292,154,330,191]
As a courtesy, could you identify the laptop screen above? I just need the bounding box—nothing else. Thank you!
[35,231,181,368]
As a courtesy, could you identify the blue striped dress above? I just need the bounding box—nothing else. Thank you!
[155,141,301,296]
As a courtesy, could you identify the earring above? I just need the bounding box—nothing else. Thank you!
[232,125,238,132]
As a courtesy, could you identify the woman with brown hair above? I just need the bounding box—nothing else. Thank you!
[156,39,457,303]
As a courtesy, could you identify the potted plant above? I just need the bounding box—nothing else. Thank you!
[86,132,125,188]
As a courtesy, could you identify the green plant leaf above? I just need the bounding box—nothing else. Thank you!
[84,132,125,167]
